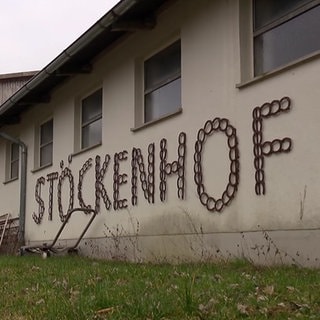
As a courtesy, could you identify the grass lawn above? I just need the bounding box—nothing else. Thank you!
[0,255,319,319]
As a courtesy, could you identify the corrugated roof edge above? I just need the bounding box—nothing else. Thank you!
[0,0,139,117]
[0,71,39,81]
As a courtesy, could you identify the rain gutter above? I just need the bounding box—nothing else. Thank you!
[0,0,138,117]
[0,0,138,244]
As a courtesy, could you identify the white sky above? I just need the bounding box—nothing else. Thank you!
[0,0,120,74]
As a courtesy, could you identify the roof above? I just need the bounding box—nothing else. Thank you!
[0,71,39,106]
[0,71,38,81]
[0,0,169,126]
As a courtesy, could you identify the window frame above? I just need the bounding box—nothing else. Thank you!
[143,39,182,124]
[238,0,320,87]
[9,142,19,180]
[39,118,53,168]
[253,0,320,76]
[80,87,103,151]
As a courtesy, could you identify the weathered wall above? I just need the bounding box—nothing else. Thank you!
[1,0,320,265]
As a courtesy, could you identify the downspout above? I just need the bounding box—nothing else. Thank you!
[0,0,139,243]
[0,132,27,245]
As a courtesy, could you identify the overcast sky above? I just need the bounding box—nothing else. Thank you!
[0,0,120,74]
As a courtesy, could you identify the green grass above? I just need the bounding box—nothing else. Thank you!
[0,256,319,319]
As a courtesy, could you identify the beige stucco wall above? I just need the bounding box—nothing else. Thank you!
[2,0,320,264]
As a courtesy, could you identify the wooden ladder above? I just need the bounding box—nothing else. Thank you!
[0,213,11,247]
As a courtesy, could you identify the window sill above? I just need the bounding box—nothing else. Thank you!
[71,142,102,158]
[131,108,182,132]
[3,177,19,185]
[31,163,53,173]
[237,49,320,89]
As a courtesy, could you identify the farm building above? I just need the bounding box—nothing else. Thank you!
[0,0,320,266]
[0,71,37,105]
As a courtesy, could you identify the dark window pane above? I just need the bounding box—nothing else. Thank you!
[11,160,18,179]
[254,5,320,74]
[254,0,313,30]
[11,143,19,161]
[81,118,102,149]
[145,41,181,91]
[82,89,102,124]
[40,119,53,145]
[40,143,53,167]
[145,78,181,123]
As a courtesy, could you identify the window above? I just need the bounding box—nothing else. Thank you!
[144,40,181,123]
[81,88,102,149]
[10,143,19,180]
[253,0,320,75]
[40,119,53,167]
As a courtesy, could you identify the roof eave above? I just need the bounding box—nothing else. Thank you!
[0,0,161,125]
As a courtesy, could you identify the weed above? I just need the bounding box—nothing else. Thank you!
[183,274,196,315]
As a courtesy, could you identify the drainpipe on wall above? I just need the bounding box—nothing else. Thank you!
[0,132,27,245]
